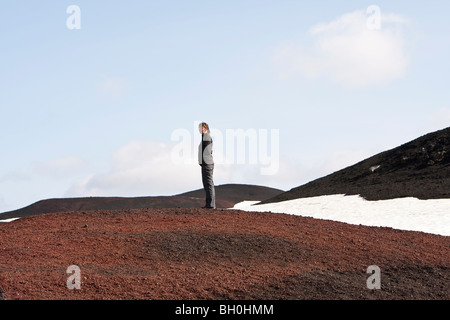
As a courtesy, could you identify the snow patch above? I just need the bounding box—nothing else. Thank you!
[0,217,20,223]
[233,195,450,236]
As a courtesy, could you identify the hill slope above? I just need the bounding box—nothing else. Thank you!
[0,208,448,300]
[262,127,450,204]
[0,184,283,220]
[178,184,283,204]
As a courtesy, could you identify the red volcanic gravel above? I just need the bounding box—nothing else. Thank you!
[0,208,448,300]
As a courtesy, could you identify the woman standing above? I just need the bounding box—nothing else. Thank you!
[198,122,216,209]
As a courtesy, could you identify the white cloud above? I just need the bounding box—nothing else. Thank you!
[65,133,388,199]
[31,156,88,179]
[67,141,202,197]
[273,9,410,88]
[67,139,287,198]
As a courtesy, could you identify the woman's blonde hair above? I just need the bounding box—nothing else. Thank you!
[200,122,210,132]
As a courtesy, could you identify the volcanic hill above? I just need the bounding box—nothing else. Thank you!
[261,127,450,204]
[0,184,283,220]
[0,130,448,301]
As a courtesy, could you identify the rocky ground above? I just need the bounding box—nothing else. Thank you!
[1,129,449,301]
[0,208,448,300]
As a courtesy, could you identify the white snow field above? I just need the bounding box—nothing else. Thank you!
[233,195,450,236]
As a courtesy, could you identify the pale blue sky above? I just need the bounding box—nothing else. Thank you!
[1,1,450,212]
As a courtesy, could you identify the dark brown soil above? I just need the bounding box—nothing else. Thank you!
[0,208,448,300]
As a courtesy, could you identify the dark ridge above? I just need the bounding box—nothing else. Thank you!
[261,127,450,204]
[0,184,283,220]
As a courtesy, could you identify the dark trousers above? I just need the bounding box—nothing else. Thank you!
[201,164,215,208]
